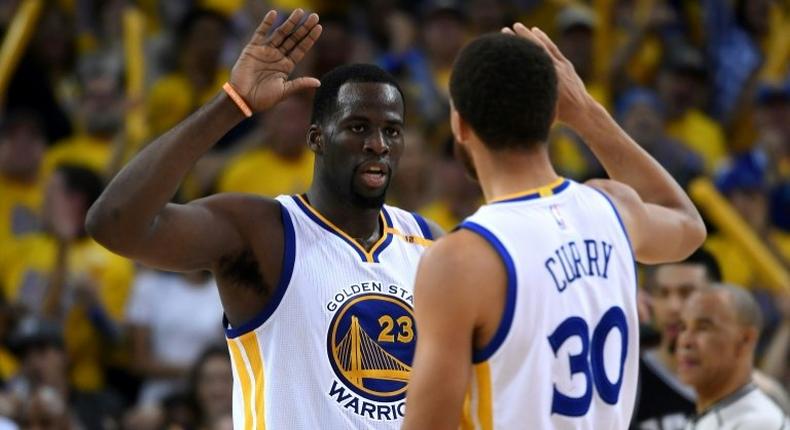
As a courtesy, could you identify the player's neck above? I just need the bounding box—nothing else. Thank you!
[695,368,753,413]
[473,146,560,203]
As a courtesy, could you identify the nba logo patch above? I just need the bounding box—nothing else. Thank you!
[550,204,567,230]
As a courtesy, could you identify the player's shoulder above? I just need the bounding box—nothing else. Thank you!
[584,178,645,221]
[419,228,503,283]
[584,178,640,205]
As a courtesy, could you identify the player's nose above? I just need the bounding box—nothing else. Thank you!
[363,130,390,155]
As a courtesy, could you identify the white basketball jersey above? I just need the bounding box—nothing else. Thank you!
[224,194,433,430]
[458,178,639,430]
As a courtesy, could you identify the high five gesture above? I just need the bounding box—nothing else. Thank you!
[230,9,323,112]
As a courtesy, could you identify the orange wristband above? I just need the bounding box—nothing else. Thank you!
[222,82,253,117]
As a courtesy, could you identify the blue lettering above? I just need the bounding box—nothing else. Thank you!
[556,246,575,283]
[584,239,599,276]
[569,242,585,280]
[329,380,352,403]
[546,257,567,292]
[547,240,616,292]
[601,242,613,279]
[377,404,392,420]
[344,396,359,414]
[360,401,376,419]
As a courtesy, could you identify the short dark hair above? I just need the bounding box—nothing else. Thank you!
[644,247,723,291]
[450,33,557,150]
[310,64,404,125]
[55,164,104,209]
[684,248,723,283]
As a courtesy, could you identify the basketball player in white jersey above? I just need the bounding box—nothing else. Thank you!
[86,9,441,429]
[403,25,706,429]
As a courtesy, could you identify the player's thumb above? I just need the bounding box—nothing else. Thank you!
[284,77,321,97]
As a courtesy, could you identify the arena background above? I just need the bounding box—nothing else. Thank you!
[0,0,787,428]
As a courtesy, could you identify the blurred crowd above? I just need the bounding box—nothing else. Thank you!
[0,0,787,428]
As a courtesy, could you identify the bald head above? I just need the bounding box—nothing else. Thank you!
[710,284,763,333]
[676,284,762,396]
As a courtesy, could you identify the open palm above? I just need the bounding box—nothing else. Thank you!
[230,9,322,112]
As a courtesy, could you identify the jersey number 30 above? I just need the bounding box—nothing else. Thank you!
[547,306,628,417]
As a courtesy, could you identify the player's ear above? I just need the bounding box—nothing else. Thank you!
[308,124,323,154]
[450,107,468,146]
[740,326,759,353]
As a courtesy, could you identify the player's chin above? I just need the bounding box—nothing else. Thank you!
[351,183,388,209]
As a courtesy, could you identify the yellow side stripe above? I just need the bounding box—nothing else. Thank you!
[228,339,254,430]
[489,177,565,203]
[295,195,391,262]
[475,362,494,430]
[240,333,266,430]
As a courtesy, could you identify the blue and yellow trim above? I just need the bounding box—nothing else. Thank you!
[292,195,394,263]
[458,221,517,363]
[489,177,570,204]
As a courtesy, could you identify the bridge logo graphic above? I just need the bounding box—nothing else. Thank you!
[327,293,416,402]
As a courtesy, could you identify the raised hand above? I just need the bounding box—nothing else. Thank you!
[230,9,323,112]
[502,23,596,129]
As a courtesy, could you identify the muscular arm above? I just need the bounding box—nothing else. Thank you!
[404,231,504,429]
[86,9,323,271]
[86,95,249,270]
[507,25,706,263]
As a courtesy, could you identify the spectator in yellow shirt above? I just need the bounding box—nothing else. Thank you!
[0,165,134,392]
[0,111,46,244]
[146,9,231,138]
[218,93,314,197]
[43,54,125,180]
[657,46,728,174]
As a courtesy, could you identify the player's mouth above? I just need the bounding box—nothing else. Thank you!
[356,161,389,189]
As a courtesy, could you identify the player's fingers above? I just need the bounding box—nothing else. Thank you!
[280,12,319,53]
[501,27,515,35]
[269,8,305,47]
[512,23,545,48]
[283,76,321,97]
[288,24,322,64]
[250,10,277,45]
[532,27,566,62]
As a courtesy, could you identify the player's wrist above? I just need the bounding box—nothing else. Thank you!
[216,89,250,124]
[565,98,609,137]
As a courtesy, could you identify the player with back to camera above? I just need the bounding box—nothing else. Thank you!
[403,25,706,429]
[85,9,446,429]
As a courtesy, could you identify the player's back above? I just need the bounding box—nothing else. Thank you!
[458,178,638,430]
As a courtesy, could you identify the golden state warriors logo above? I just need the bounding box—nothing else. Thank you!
[327,293,415,403]
[326,283,416,420]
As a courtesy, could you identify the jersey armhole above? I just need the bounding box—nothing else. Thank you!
[223,202,297,339]
[457,221,517,364]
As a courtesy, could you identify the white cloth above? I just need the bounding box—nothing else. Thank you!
[459,180,639,430]
[126,270,224,404]
[685,384,789,430]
